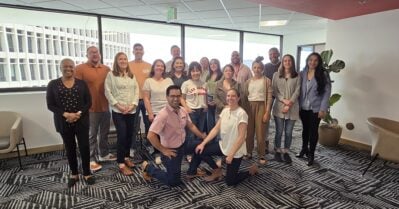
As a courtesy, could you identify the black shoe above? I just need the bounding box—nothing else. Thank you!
[283,153,292,164]
[67,176,79,188]
[274,153,283,162]
[307,155,314,166]
[296,150,308,158]
[84,176,95,185]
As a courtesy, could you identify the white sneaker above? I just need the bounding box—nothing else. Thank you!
[130,149,135,158]
[155,156,162,165]
[98,153,117,162]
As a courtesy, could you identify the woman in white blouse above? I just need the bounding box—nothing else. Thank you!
[195,88,259,186]
[105,52,139,176]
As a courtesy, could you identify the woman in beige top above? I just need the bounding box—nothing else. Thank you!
[272,54,300,164]
[241,56,272,165]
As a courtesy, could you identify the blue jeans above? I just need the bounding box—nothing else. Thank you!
[207,105,216,133]
[147,144,185,187]
[187,108,206,141]
[112,111,136,164]
[274,116,296,149]
[185,138,218,175]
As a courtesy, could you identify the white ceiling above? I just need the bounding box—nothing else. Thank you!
[0,0,327,35]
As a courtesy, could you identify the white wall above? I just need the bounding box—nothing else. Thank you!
[283,29,326,57]
[0,92,62,149]
[326,9,399,145]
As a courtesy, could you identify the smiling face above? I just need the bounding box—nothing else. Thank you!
[252,62,263,77]
[171,46,180,58]
[200,57,209,69]
[307,54,319,70]
[60,59,75,79]
[223,65,234,79]
[231,51,240,65]
[86,46,101,65]
[167,89,182,109]
[190,67,201,81]
[268,48,280,64]
[210,60,219,72]
[282,55,293,73]
[226,89,240,106]
[133,45,144,60]
[173,58,184,72]
[153,60,165,77]
[117,53,128,70]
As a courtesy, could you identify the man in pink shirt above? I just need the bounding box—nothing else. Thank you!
[141,85,206,186]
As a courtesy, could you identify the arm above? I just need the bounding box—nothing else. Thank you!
[320,78,332,113]
[180,94,191,113]
[214,84,225,111]
[196,120,221,154]
[289,76,301,104]
[127,77,139,113]
[46,80,64,116]
[147,131,176,159]
[187,120,206,139]
[272,73,285,102]
[226,122,247,164]
[143,90,154,121]
[80,80,92,115]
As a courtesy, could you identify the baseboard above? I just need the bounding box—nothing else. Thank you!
[339,137,371,151]
[0,144,64,159]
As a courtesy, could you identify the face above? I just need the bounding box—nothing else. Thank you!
[154,61,165,77]
[226,89,239,106]
[269,49,280,64]
[133,46,144,60]
[171,47,180,58]
[87,47,101,64]
[252,62,263,76]
[210,60,218,72]
[200,57,209,69]
[117,54,128,70]
[61,60,75,79]
[231,51,240,64]
[223,66,234,79]
[307,55,319,70]
[167,89,182,109]
[282,56,292,71]
[190,67,201,81]
[173,58,184,72]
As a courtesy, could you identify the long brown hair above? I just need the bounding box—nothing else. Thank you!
[278,54,298,78]
[112,52,133,78]
[150,59,167,78]
[169,56,187,78]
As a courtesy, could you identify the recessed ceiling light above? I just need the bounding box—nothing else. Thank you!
[259,20,288,27]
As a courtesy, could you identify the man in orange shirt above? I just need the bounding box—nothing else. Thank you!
[129,43,151,155]
[75,46,116,172]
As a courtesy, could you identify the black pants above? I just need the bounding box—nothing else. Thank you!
[299,109,321,156]
[112,111,136,164]
[61,125,91,176]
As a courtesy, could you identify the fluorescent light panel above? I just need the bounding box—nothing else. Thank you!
[259,20,288,27]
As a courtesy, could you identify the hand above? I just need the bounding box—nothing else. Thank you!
[200,132,207,140]
[208,101,216,106]
[225,155,233,164]
[318,111,327,119]
[148,114,155,122]
[124,104,136,114]
[282,105,289,113]
[282,99,290,106]
[115,103,126,113]
[161,148,177,159]
[195,143,205,154]
[262,112,271,123]
[186,107,193,113]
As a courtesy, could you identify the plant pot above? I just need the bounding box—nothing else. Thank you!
[318,124,342,147]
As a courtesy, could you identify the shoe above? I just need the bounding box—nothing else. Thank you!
[84,175,95,185]
[119,165,134,176]
[186,155,192,163]
[99,153,117,162]
[124,158,135,168]
[259,157,267,165]
[243,154,252,160]
[187,168,207,179]
[283,153,292,164]
[67,175,79,188]
[130,149,135,158]
[274,153,283,162]
[141,161,152,181]
[296,150,308,158]
[307,154,314,166]
[90,162,102,172]
[203,168,223,182]
[155,156,162,165]
[249,164,259,176]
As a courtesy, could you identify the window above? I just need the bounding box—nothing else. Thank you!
[10,59,17,81]
[36,33,43,54]
[243,32,280,68]
[53,36,59,55]
[185,27,239,66]
[101,18,181,66]
[17,30,24,52]
[0,30,3,51]
[45,35,52,55]
[27,32,34,53]
[19,59,27,81]
[55,60,60,78]
[6,28,15,52]
[39,60,45,80]
[0,58,6,81]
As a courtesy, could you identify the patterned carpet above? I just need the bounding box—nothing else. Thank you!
[1,123,399,209]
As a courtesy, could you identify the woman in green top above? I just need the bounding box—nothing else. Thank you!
[206,58,223,133]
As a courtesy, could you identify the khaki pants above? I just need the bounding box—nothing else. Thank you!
[246,101,268,158]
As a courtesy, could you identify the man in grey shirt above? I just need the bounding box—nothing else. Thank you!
[264,47,281,80]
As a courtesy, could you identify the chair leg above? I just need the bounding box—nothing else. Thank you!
[16,143,23,170]
[362,153,379,176]
[22,137,28,156]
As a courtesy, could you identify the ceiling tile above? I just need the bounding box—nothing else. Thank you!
[185,0,224,11]
[18,0,49,3]
[99,0,144,7]
[63,0,112,10]
[223,0,257,9]
[33,0,83,11]
[87,7,127,16]
[150,2,190,13]
[121,5,160,16]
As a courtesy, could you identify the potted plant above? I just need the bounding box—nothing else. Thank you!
[318,49,345,146]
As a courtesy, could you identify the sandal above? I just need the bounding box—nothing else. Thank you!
[141,161,152,181]
[83,175,95,185]
[259,158,267,165]
[119,165,134,176]
[124,158,135,168]
[68,175,79,188]
[203,168,223,182]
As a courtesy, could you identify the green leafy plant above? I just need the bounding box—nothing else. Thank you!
[320,49,345,126]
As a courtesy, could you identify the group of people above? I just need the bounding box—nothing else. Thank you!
[46,44,331,188]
